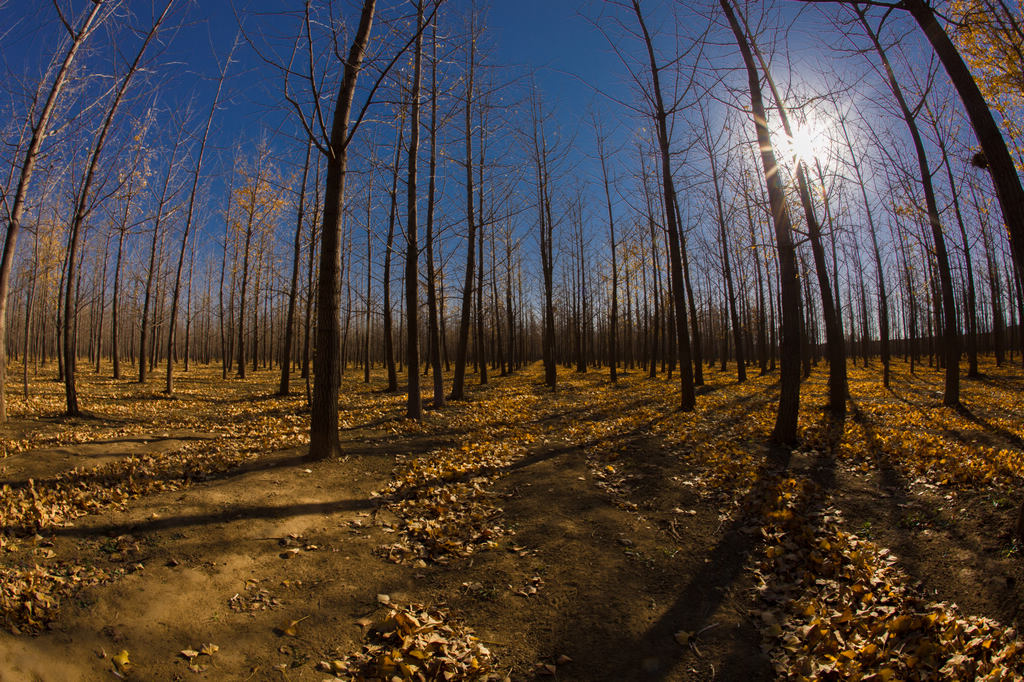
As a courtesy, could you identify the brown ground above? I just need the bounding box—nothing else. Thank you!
[1,360,1022,680]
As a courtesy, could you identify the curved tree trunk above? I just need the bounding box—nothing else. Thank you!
[631,0,696,410]
[858,8,960,406]
[66,2,172,413]
[0,2,105,421]
[721,0,802,444]
[901,0,1024,283]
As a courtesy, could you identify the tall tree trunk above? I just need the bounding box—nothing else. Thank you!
[424,27,443,403]
[219,176,235,380]
[530,92,558,390]
[839,113,890,387]
[94,233,110,373]
[363,160,373,385]
[451,19,477,401]
[859,9,960,406]
[702,115,746,382]
[281,138,313,395]
[167,50,229,393]
[753,46,844,411]
[932,112,980,377]
[745,177,769,375]
[722,0,802,444]
[111,204,130,379]
[383,113,403,393]
[309,0,377,460]
[65,2,172,414]
[596,121,618,383]
[0,1,105,421]
[631,0,696,410]
[475,124,487,387]
[302,157,321,384]
[404,0,424,420]
[141,126,186,385]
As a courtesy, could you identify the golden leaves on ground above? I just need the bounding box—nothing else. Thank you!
[0,369,312,634]
[378,441,520,565]
[111,648,130,674]
[330,603,501,681]
[0,561,110,634]
[556,360,1024,680]
[753,476,1024,681]
[808,362,1024,492]
[179,643,219,673]
[228,578,282,613]
[375,386,540,566]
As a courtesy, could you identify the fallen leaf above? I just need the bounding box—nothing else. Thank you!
[277,616,308,637]
[112,649,131,673]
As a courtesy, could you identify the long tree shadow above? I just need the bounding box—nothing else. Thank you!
[969,371,1024,393]
[592,447,794,681]
[954,403,1024,450]
[843,397,1023,624]
[0,447,313,495]
[0,442,407,538]
[8,495,377,538]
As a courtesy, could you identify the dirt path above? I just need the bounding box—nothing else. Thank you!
[0,369,773,681]
[0,431,220,485]
[0,434,394,680]
[2,362,1024,680]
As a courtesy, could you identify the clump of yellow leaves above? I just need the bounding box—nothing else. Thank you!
[0,561,110,634]
[378,441,522,565]
[331,603,501,681]
[813,362,1024,493]
[754,475,1024,680]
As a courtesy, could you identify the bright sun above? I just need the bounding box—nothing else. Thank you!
[775,115,830,167]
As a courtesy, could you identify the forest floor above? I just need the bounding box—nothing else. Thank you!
[0,356,1023,681]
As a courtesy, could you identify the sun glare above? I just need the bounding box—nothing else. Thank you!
[775,114,831,167]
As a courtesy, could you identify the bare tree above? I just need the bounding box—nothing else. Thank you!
[404,0,425,420]
[166,39,233,394]
[721,0,803,444]
[0,1,107,421]
[308,0,376,459]
[65,1,174,414]
[280,137,313,395]
[855,6,960,406]
[629,0,697,410]
[594,114,619,383]
[450,9,479,401]
[424,10,444,408]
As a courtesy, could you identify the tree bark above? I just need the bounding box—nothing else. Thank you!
[631,0,696,410]
[0,1,105,421]
[451,20,477,401]
[309,0,376,460]
[281,138,313,395]
[404,0,424,420]
[721,0,802,444]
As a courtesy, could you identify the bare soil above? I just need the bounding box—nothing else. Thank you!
[1,361,1022,680]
